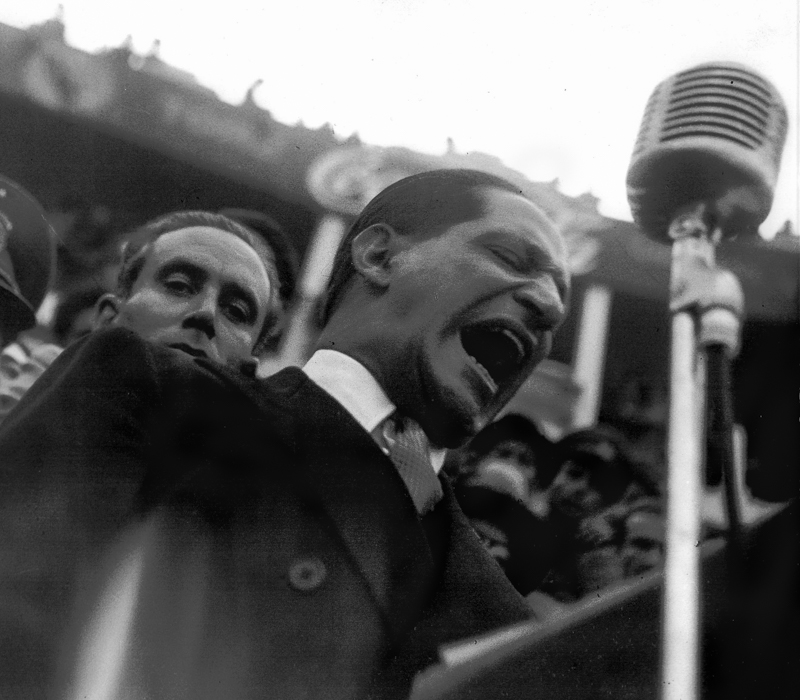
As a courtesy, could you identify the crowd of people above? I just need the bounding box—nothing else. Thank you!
[0,167,666,698]
[447,415,665,615]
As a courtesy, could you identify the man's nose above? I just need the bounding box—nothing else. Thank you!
[514,275,565,330]
[182,291,217,339]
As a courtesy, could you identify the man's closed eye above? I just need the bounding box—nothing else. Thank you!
[222,293,257,326]
[162,272,197,296]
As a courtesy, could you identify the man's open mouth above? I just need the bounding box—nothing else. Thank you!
[460,321,529,395]
[169,343,208,359]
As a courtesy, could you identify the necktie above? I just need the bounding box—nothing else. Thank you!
[381,414,443,515]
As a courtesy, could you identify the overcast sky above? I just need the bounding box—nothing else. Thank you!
[3,0,797,234]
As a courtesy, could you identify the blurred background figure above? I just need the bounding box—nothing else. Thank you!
[526,492,667,620]
[51,283,107,348]
[451,414,558,597]
[457,413,555,516]
[0,174,60,423]
[570,505,626,598]
[547,426,636,523]
[532,425,648,603]
[619,497,666,580]
[569,494,665,599]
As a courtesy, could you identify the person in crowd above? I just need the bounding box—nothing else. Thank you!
[0,174,60,423]
[452,413,558,594]
[554,492,666,601]
[534,425,639,602]
[0,336,63,422]
[548,426,635,522]
[526,492,666,618]
[456,412,555,515]
[570,507,626,597]
[91,210,282,373]
[52,283,107,347]
[619,497,666,579]
[0,169,570,699]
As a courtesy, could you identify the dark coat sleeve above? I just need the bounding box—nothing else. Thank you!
[0,336,534,699]
[0,328,187,690]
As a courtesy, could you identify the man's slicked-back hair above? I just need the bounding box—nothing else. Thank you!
[322,168,528,324]
[116,210,281,352]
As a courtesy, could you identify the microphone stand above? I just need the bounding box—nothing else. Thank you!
[661,202,743,700]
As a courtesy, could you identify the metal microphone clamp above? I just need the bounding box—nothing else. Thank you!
[667,203,745,357]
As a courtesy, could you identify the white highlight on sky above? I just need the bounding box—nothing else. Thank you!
[3,0,797,233]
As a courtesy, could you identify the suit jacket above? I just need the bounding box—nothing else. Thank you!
[0,328,531,699]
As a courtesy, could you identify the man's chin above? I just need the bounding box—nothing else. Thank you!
[415,359,501,447]
[417,389,489,449]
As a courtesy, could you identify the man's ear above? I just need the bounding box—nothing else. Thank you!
[92,293,122,329]
[350,223,398,288]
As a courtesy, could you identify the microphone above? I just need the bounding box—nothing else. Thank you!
[627,63,790,700]
[626,62,788,240]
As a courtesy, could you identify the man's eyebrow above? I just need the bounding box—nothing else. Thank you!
[544,260,570,300]
[480,230,570,299]
[156,258,207,280]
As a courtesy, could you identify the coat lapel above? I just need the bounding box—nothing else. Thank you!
[393,479,532,667]
[265,368,435,646]
[435,479,532,634]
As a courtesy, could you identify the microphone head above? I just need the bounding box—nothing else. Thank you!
[627,62,788,240]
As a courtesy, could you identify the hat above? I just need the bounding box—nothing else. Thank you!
[468,413,552,457]
[219,208,300,304]
[0,176,56,339]
[554,426,636,503]
[556,426,629,468]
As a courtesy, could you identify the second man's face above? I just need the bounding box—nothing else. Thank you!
[379,187,569,448]
[114,226,273,367]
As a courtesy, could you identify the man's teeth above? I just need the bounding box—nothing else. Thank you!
[467,353,498,393]
[500,328,524,357]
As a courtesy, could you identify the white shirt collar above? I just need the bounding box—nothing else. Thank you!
[303,349,394,434]
[303,349,446,473]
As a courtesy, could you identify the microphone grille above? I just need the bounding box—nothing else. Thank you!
[628,62,788,238]
[632,63,787,158]
[661,63,783,149]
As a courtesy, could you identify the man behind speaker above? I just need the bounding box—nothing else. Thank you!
[94,210,281,370]
[0,169,569,699]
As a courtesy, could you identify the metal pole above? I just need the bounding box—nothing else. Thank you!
[571,283,613,430]
[660,210,717,700]
[661,307,704,700]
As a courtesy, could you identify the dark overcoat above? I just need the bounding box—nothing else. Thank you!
[0,328,530,699]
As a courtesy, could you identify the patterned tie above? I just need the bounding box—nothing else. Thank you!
[381,414,443,515]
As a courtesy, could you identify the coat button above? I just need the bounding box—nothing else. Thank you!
[288,556,327,592]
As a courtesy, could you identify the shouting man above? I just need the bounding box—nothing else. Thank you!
[0,169,569,700]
